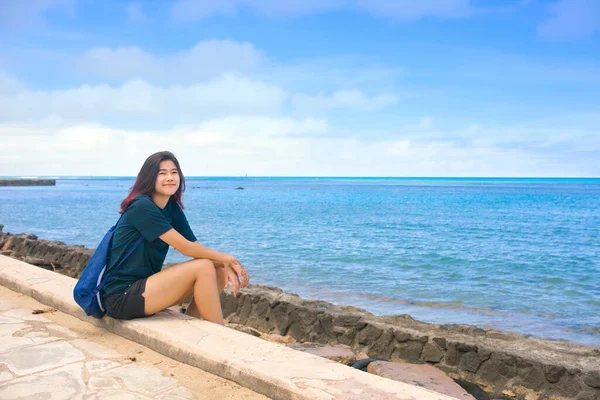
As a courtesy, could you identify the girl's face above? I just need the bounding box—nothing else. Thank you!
[154,159,180,197]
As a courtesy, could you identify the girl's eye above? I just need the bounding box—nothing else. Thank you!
[173,171,178,174]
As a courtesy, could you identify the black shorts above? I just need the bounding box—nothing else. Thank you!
[104,278,148,320]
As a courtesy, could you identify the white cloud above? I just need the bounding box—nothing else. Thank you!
[78,47,158,80]
[191,116,328,137]
[1,118,597,177]
[77,40,267,83]
[170,0,473,22]
[0,74,287,122]
[126,2,148,24]
[292,90,398,113]
[538,0,600,40]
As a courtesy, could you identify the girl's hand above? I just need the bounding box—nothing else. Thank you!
[235,263,250,288]
[223,264,240,297]
[221,254,250,288]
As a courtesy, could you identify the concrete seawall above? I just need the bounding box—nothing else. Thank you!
[0,255,458,400]
[0,179,56,186]
[1,225,599,399]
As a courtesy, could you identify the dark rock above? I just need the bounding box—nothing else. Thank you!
[367,328,395,359]
[575,391,600,400]
[457,343,477,353]
[584,371,600,388]
[432,337,447,349]
[271,302,294,335]
[440,324,486,336]
[392,330,411,343]
[287,307,318,340]
[422,342,444,363]
[554,374,588,399]
[477,353,517,387]
[332,313,362,326]
[516,363,546,391]
[477,347,492,362]
[459,351,482,373]
[544,364,567,383]
[357,324,383,345]
[392,340,424,362]
[445,342,459,366]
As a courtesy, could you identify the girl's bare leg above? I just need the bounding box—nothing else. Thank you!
[185,262,227,318]
[143,259,224,324]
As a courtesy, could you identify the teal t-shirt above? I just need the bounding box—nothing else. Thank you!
[102,195,197,297]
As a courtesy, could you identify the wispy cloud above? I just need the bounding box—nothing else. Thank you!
[355,0,472,20]
[292,90,398,114]
[126,2,148,24]
[538,0,600,40]
[0,0,75,28]
[77,40,267,83]
[0,74,287,123]
[170,0,473,22]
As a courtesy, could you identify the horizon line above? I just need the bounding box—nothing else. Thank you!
[2,175,599,179]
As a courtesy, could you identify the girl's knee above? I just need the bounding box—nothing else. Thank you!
[191,259,216,277]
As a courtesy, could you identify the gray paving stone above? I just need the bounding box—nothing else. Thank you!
[23,328,51,338]
[0,322,28,337]
[2,308,51,322]
[0,315,23,324]
[0,333,59,354]
[0,362,85,400]
[71,338,121,359]
[100,364,177,395]
[88,375,123,391]
[46,323,79,338]
[0,370,14,382]
[1,340,85,375]
[86,360,121,374]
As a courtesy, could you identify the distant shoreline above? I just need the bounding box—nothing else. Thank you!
[0,179,56,187]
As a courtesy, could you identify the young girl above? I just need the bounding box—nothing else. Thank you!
[101,151,249,324]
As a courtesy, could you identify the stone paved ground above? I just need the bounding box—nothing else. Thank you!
[0,286,268,399]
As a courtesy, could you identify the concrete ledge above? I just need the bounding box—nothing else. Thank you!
[0,255,457,400]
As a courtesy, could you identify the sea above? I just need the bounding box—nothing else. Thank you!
[0,177,598,347]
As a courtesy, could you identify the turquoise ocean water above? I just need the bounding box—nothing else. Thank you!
[0,177,598,347]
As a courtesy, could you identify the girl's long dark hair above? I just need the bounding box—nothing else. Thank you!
[119,151,186,213]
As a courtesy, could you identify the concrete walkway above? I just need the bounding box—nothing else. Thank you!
[0,285,266,399]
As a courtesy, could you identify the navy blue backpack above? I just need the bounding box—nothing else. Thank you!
[73,222,143,318]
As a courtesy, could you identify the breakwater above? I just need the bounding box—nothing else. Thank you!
[0,179,56,186]
[0,224,598,400]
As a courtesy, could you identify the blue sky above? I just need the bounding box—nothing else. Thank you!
[0,0,599,176]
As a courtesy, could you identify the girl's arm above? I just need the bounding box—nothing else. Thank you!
[159,228,234,263]
[159,228,250,288]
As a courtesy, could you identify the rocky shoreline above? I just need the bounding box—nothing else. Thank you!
[1,224,599,399]
[0,179,56,186]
